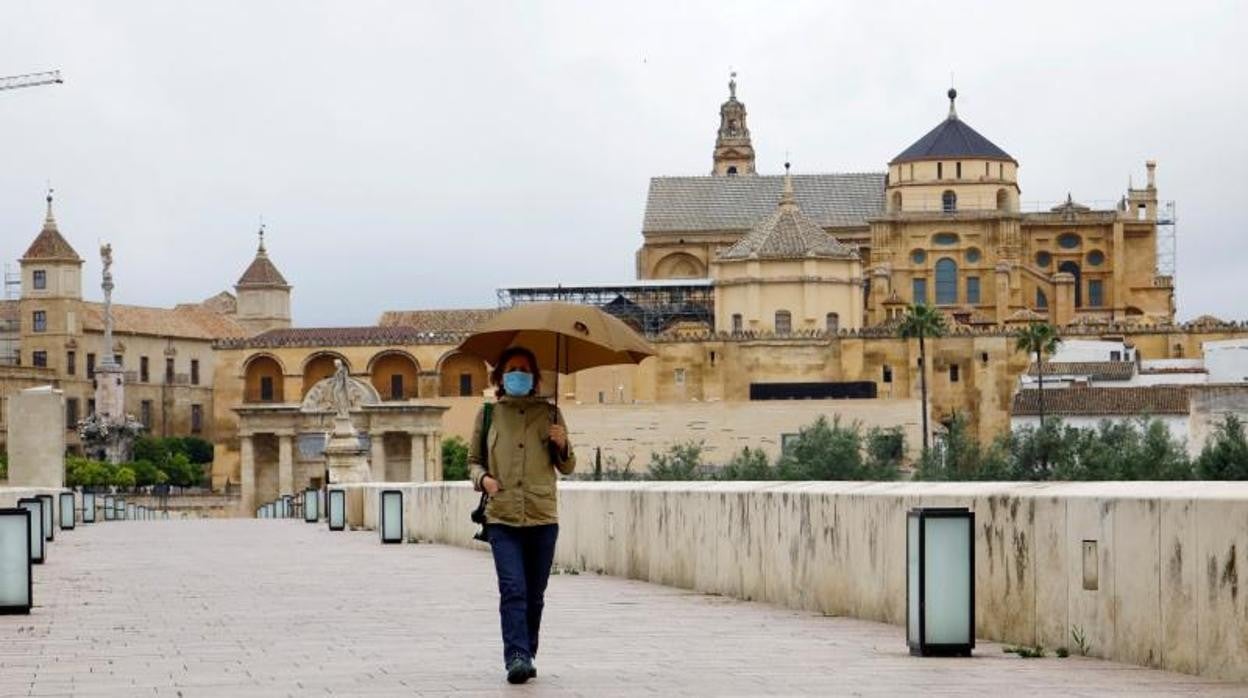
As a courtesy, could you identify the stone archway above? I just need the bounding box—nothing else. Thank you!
[243,354,285,403]
[438,352,490,398]
[369,351,420,401]
[653,252,706,279]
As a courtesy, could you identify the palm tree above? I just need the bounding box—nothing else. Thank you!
[1014,322,1062,430]
[899,303,948,454]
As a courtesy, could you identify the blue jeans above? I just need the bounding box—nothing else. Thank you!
[487,523,559,665]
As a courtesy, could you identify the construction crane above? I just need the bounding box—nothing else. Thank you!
[0,70,63,92]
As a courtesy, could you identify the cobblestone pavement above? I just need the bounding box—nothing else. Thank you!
[2,519,1243,697]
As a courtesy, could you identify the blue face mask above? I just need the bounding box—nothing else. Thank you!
[502,370,534,397]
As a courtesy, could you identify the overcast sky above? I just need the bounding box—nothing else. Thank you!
[2,1,1245,326]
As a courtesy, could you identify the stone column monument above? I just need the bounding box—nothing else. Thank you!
[78,243,142,463]
[323,360,372,484]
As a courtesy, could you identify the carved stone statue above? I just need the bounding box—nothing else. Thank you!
[330,359,351,417]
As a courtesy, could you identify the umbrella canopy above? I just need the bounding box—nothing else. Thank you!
[456,302,656,374]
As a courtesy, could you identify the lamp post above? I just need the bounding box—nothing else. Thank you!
[303,488,319,523]
[82,492,96,524]
[0,508,33,614]
[59,492,75,530]
[36,494,54,543]
[16,498,45,564]
[906,507,975,657]
[328,489,346,531]
[379,490,403,544]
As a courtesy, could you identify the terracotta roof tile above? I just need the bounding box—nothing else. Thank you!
[236,251,288,287]
[80,303,245,341]
[1027,361,1136,381]
[377,308,500,333]
[1011,386,1189,417]
[718,201,857,261]
[22,210,81,262]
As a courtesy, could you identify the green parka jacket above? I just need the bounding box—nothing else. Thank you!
[468,396,576,526]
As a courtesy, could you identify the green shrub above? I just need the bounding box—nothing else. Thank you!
[776,416,867,480]
[648,441,705,480]
[442,436,470,481]
[113,466,137,490]
[719,447,772,480]
[1196,414,1248,480]
[864,427,906,480]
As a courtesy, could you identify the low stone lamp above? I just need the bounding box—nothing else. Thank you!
[82,492,96,524]
[0,507,33,614]
[303,489,319,523]
[907,507,975,657]
[37,494,54,543]
[59,492,75,530]
[328,489,346,532]
[17,498,45,565]
[379,490,403,544]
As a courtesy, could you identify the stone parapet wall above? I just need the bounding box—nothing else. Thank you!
[382,480,1248,682]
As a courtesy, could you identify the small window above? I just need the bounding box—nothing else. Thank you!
[709,351,716,367]
[165,357,174,383]
[1110,351,1122,362]
[32,350,47,367]
[980,352,989,364]
[260,376,274,402]
[826,313,840,333]
[774,310,792,334]
[913,278,928,305]
[66,350,76,376]
[956,162,962,179]
[140,400,153,428]
[191,359,200,385]
[1137,204,1146,220]
[32,270,46,290]
[966,276,981,304]
[390,374,404,400]
[999,163,1004,178]
[87,353,96,379]
[937,162,944,179]
[66,398,79,429]
[141,356,150,383]
[883,365,893,384]
[32,310,47,333]
[932,233,959,246]
[1087,250,1105,266]
[965,247,981,263]
[459,373,473,397]
[908,164,914,180]
[1036,289,1048,309]
[1088,280,1104,308]
[88,399,95,416]
[985,162,990,177]
[950,364,960,383]
[114,354,122,367]
[674,368,686,385]
[911,249,927,265]
[726,166,738,176]
[1058,233,1081,249]
[1035,251,1052,268]
[941,190,957,213]
[191,404,203,434]
[731,313,743,334]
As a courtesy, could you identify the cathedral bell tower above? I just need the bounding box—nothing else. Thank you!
[712,72,756,176]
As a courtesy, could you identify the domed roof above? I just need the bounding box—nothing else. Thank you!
[890,89,1014,165]
[718,167,858,261]
[236,227,289,288]
[21,194,81,263]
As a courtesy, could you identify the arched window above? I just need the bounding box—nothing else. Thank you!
[1059,261,1082,307]
[996,188,1009,211]
[935,258,958,305]
[731,313,743,334]
[726,166,738,176]
[942,190,957,213]
[1036,289,1048,309]
[775,310,792,334]
[826,313,840,333]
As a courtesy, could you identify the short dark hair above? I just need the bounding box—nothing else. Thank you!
[491,346,541,398]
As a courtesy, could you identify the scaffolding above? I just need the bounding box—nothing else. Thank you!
[1155,200,1176,279]
[3,264,20,300]
[498,280,715,336]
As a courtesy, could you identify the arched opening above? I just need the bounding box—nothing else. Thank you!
[653,252,706,279]
[243,354,285,404]
[996,188,1009,211]
[303,353,350,398]
[941,190,957,213]
[369,352,420,401]
[774,310,792,334]
[1058,261,1082,307]
[726,166,738,176]
[439,352,489,398]
[825,312,840,333]
[891,191,902,212]
[935,258,958,305]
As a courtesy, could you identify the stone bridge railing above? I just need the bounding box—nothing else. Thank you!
[336,480,1248,682]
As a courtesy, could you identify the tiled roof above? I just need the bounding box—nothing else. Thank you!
[227,325,463,350]
[642,173,885,233]
[80,303,246,341]
[175,291,237,315]
[1011,386,1189,417]
[22,210,81,262]
[890,114,1013,165]
[377,308,500,333]
[1027,361,1136,382]
[718,195,857,261]
[236,251,288,287]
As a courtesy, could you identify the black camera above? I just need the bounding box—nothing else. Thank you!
[471,493,489,542]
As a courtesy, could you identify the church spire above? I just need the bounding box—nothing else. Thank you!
[712,71,756,176]
[779,162,797,210]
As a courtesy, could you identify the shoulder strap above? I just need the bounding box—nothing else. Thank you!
[480,402,494,467]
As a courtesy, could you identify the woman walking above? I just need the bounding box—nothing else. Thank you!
[469,346,576,684]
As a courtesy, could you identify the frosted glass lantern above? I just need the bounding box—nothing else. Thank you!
[104,495,115,521]
[282,495,294,519]
[17,498,45,565]
[126,503,136,521]
[114,498,125,520]
[37,494,54,543]
[303,489,319,523]
[82,493,96,524]
[328,489,346,531]
[379,490,403,544]
[59,492,75,530]
[0,508,33,614]
[907,507,975,657]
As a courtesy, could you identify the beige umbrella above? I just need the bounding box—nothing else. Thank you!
[456,302,656,402]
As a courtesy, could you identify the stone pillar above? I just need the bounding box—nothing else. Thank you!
[410,433,427,482]
[994,262,1011,324]
[240,435,256,514]
[1053,272,1075,327]
[370,432,387,482]
[1111,220,1125,321]
[278,433,294,496]
[429,433,442,482]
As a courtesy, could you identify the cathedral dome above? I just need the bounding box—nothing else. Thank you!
[889,89,1014,165]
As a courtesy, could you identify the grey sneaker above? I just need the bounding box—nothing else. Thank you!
[506,656,534,684]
